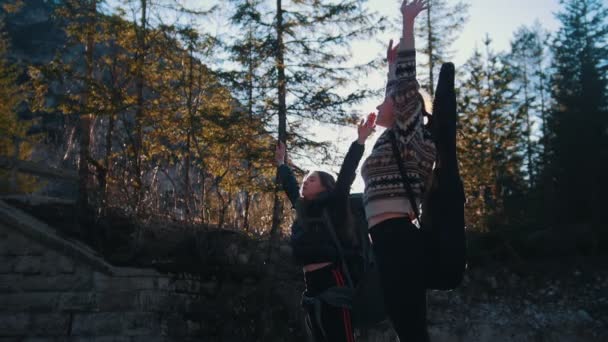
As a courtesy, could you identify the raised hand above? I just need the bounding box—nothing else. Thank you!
[386,39,400,66]
[275,141,287,166]
[401,0,429,21]
[358,112,377,144]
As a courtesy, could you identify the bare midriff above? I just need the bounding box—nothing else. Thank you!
[368,212,411,230]
[303,262,333,273]
[301,213,412,272]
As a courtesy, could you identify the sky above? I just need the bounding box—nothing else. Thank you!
[314,0,562,193]
[109,0,564,193]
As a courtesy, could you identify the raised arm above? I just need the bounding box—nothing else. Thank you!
[334,113,375,197]
[401,0,426,50]
[276,141,300,207]
[387,0,428,145]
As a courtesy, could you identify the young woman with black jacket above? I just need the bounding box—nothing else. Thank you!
[275,114,375,342]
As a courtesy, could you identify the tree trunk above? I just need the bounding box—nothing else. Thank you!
[243,191,251,231]
[78,0,96,239]
[216,187,232,229]
[134,0,147,213]
[426,1,435,96]
[185,45,195,221]
[270,0,287,241]
[102,112,114,213]
[262,0,288,337]
[200,169,207,225]
[523,68,534,188]
[537,57,554,227]
[484,39,500,213]
[243,26,255,233]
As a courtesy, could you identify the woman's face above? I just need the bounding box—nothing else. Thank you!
[301,172,326,200]
[376,96,395,127]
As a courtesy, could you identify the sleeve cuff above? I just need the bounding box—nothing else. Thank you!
[353,139,365,147]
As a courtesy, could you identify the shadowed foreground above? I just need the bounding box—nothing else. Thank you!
[0,197,606,341]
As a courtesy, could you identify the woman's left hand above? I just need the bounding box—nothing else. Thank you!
[275,141,287,165]
[401,0,429,22]
[358,112,377,144]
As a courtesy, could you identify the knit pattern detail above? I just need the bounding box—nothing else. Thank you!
[362,47,436,219]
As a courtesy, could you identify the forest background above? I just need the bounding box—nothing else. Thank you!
[1,0,607,262]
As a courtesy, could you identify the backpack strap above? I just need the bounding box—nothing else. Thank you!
[303,287,354,309]
[299,208,355,287]
[322,209,355,288]
[302,286,354,339]
[388,130,421,224]
[301,294,327,338]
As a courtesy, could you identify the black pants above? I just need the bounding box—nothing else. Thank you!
[370,218,430,342]
[302,263,355,342]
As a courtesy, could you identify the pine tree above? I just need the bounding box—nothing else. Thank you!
[549,0,608,226]
[509,23,550,188]
[28,0,107,230]
[0,15,40,194]
[226,0,382,337]
[131,0,147,212]
[80,0,96,220]
[139,23,238,223]
[228,0,277,230]
[39,1,135,212]
[458,37,526,231]
[416,0,470,96]
[225,0,382,241]
[94,14,134,212]
[226,0,382,155]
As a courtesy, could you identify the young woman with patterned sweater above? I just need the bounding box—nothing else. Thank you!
[361,0,464,341]
[275,115,375,342]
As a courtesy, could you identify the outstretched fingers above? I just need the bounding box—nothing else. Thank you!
[357,113,377,142]
[367,112,377,128]
[402,0,429,16]
[275,141,286,162]
[386,39,393,59]
[387,39,400,64]
[420,0,430,11]
[413,0,429,8]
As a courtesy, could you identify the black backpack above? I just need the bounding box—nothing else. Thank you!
[388,62,467,291]
[327,207,387,329]
[300,205,386,331]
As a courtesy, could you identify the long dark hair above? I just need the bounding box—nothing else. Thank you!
[316,171,336,192]
[307,171,359,248]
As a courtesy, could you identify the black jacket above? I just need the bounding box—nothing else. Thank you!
[278,141,365,266]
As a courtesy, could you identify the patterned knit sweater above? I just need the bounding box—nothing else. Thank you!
[361,42,436,221]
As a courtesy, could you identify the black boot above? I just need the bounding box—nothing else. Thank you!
[432,63,457,172]
[423,63,467,291]
[431,62,464,203]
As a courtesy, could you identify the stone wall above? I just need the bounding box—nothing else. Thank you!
[0,200,308,341]
[1,199,606,342]
[0,225,236,341]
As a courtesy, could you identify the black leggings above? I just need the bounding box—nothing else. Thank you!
[370,218,430,342]
[302,263,355,342]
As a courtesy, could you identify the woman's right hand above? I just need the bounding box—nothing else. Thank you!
[387,39,399,66]
[275,141,287,166]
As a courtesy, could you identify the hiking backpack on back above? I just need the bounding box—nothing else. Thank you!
[307,200,386,330]
[346,194,386,328]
